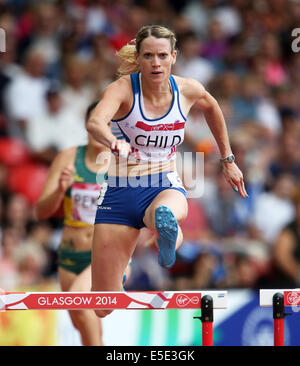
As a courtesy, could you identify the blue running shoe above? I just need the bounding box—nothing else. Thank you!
[121,273,127,291]
[122,273,127,285]
[155,205,178,268]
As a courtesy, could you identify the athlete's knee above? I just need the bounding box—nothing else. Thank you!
[70,310,91,330]
[175,226,183,249]
[94,309,113,319]
[154,204,187,223]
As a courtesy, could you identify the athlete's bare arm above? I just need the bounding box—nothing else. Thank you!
[87,77,132,157]
[35,147,76,220]
[179,77,248,198]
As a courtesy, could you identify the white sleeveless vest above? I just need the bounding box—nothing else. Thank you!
[111,72,186,163]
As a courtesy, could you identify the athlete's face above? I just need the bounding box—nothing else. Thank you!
[136,36,176,83]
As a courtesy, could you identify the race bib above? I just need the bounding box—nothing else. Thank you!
[71,183,101,224]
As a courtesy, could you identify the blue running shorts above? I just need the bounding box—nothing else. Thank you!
[94,171,186,229]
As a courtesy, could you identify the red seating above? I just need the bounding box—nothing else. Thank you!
[7,163,49,205]
[0,138,31,166]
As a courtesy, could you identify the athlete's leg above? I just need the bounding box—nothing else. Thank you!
[143,189,188,267]
[91,223,140,318]
[58,265,103,346]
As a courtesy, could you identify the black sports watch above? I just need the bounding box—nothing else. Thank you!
[220,153,235,163]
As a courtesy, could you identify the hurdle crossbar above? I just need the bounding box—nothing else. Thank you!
[260,289,300,346]
[0,291,227,311]
[0,290,227,347]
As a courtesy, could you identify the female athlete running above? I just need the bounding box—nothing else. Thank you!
[87,25,247,318]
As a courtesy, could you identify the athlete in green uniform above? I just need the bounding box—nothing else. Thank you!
[36,101,110,346]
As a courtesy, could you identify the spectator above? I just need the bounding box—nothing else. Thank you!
[249,173,296,246]
[0,14,22,80]
[87,33,118,91]
[174,251,220,290]
[0,226,20,289]
[200,166,246,238]
[23,220,57,278]
[202,19,229,69]
[209,71,240,105]
[272,186,300,287]
[268,126,300,180]
[182,0,214,37]
[227,74,281,134]
[25,84,87,163]
[14,224,49,287]
[256,33,288,87]
[180,198,211,243]
[222,252,261,289]
[60,5,93,61]
[139,0,176,27]
[85,0,109,35]
[174,31,215,86]
[60,56,96,121]
[222,37,248,75]
[3,193,32,239]
[23,2,63,79]
[212,1,242,38]
[180,105,218,153]
[272,85,299,115]
[4,49,49,138]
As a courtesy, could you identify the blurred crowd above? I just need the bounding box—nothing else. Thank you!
[0,0,300,293]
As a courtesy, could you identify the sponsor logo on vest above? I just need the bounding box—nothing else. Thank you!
[134,121,184,147]
[136,120,185,131]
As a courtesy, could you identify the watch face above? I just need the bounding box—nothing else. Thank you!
[221,154,235,163]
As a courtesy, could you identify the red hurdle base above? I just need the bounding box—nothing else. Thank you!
[202,322,213,346]
[274,318,284,347]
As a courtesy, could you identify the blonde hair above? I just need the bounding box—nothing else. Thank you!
[116,25,177,77]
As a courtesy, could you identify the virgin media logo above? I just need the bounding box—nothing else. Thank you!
[176,294,199,307]
[286,291,300,306]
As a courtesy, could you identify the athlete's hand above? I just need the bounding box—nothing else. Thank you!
[58,165,75,194]
[222,162,248,198]
[111,139,131,159]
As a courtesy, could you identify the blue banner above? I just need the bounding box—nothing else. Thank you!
[216,291,300,346]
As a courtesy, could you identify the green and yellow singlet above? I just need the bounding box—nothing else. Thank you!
[63,145,106,227]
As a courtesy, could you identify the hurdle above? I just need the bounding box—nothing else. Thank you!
[260,289,300,346]
[0,290,227,346]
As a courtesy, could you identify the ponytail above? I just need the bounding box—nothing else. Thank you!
[116,41,139,77]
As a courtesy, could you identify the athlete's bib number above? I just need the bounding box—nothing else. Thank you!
[71,183,101,224]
